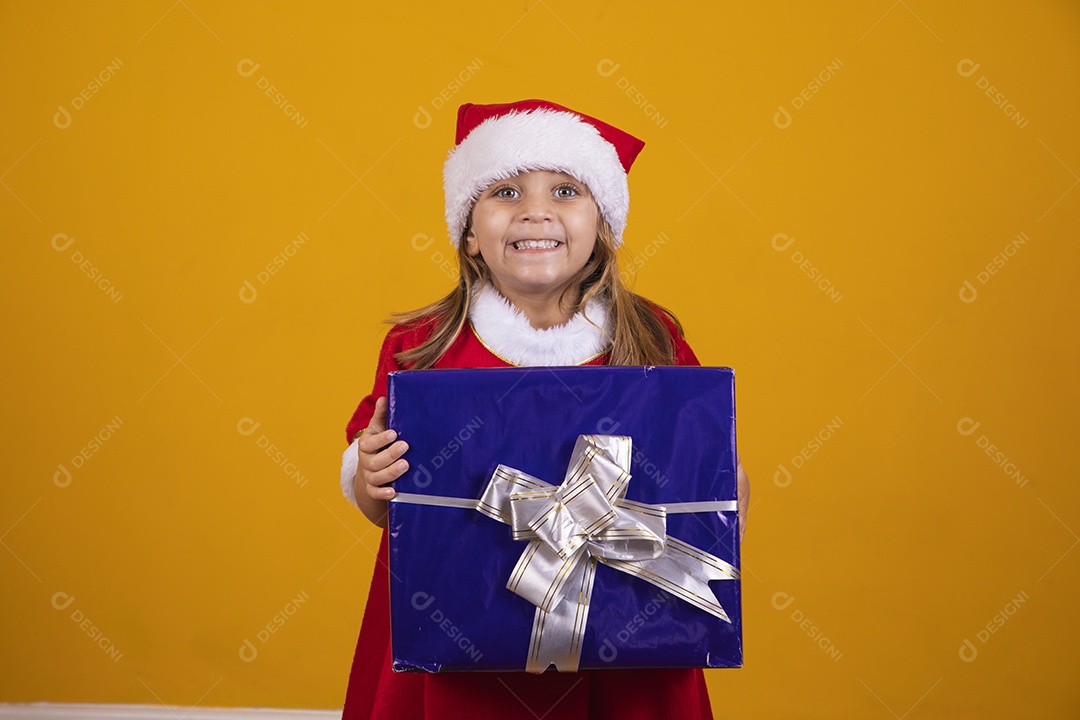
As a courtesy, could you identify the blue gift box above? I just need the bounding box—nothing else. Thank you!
[386,366,742,672]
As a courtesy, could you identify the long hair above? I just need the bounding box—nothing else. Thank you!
[390,217,684,369]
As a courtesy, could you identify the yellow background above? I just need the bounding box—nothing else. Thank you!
[3,1,1078,716]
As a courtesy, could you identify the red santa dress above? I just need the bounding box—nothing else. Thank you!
[339,285,713,720]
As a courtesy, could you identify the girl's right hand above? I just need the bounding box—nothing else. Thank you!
[353,396,409,527]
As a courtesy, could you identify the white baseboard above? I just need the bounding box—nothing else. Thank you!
[0,705,340,720]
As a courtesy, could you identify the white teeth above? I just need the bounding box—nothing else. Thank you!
[513,239,560,250]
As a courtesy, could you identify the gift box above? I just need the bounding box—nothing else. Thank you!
[386,366,742,673]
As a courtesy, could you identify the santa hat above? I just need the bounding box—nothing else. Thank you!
[443,99,645,248]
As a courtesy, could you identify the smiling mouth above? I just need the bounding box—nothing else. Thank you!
[511,239,563,250]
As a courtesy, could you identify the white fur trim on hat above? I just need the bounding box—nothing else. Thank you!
[469,283,611,366]
[444,109,630,248]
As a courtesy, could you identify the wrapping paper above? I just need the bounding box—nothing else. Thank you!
[386,366,742,672]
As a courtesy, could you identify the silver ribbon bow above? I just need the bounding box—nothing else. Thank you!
[476,434,739,673]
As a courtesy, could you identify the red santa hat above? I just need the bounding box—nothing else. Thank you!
[443,99,645,248]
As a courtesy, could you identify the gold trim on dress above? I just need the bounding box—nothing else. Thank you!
[469,321,610,366]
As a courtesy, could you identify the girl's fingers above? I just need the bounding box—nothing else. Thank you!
[358,427,398,455]
[359,439,409,474]
[365,454,410,487]
[369,397,389,434]
[354,397,405,501]
[367,481,397,501]
[365,459,409,499]
[358,398,398,454]
[736,464,750,540]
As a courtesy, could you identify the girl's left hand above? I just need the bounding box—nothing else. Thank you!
[737,463,750,541]
[353,396,409,528]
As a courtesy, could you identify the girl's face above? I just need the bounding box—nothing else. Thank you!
[465,169,599,302]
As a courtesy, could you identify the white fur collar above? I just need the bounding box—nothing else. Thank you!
[469,283,611,366]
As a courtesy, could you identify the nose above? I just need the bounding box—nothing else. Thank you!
[517,192,554,224]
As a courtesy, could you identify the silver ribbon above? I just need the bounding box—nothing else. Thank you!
[475,434,739,673]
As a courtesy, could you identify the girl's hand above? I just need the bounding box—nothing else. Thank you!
[353,396,409,528]
[737,462,750,541]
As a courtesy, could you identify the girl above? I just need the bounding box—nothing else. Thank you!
[339,99,750,720]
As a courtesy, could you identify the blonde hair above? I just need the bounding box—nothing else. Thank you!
[390,217,684,369]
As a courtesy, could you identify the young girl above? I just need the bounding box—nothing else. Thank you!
[339,99,750,720]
